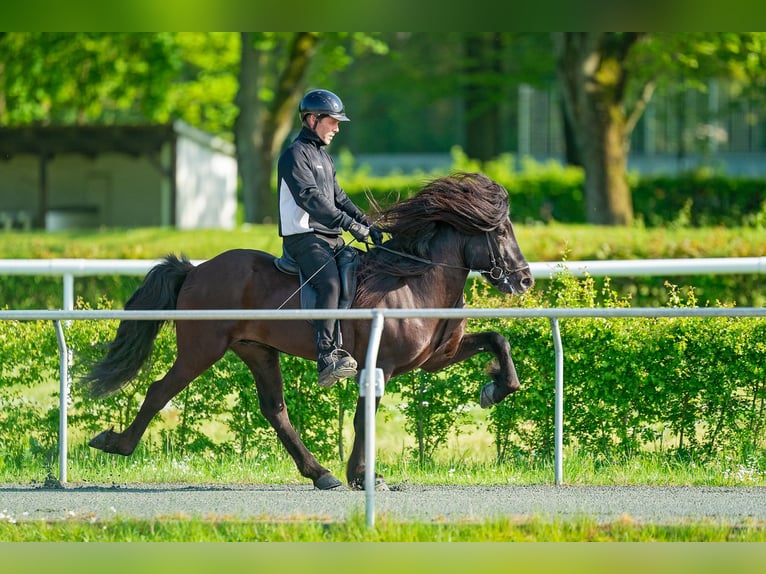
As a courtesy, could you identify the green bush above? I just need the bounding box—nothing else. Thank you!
[0,317,59,471]
[340,148,766,227]
[632,173,766,227]
[482,275,766,465]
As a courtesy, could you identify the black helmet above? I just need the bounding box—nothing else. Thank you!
[299,89,350,122]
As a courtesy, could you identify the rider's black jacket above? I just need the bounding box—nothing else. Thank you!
[277,126,367,238]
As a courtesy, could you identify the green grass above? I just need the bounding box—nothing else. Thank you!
[2,513,765,542]
[3,443,764,487]
[0,226,284,260]
[1,223,763,261]
[2,224,765,542]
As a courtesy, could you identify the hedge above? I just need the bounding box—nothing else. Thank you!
[339,148,766,227]
[2,272,764,476]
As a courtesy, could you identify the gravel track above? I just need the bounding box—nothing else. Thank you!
[2,482,765,524]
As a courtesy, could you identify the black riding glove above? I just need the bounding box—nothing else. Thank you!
[348,221,370,243]
[369,225,384,246]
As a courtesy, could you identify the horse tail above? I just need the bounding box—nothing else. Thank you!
[82,253,194,398]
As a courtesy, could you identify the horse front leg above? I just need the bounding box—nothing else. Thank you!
[422,331,520,408]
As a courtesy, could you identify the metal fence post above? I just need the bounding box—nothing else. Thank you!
[53,320,69,485]
[62,272,74,313]
[363,311,386,528]
[550,317,564,485]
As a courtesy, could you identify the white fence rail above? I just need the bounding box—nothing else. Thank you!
[1,256,765,311]
[2,305,766,528]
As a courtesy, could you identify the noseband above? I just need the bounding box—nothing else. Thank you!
[483,231,529,282]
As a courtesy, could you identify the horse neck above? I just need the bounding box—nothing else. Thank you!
[418,229,471,306]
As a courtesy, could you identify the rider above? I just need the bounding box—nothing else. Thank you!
[277,88,383,388]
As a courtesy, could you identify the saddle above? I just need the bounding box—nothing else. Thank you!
[273,245,360,312]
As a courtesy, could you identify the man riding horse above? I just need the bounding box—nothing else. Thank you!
[276,88,383,388]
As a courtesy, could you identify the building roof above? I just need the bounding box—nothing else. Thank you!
[0,120,234,159]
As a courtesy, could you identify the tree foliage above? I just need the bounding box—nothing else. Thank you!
[0,33,181,125]
[554,32,766,225]
[4,33,766,227]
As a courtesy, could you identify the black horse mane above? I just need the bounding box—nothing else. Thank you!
[355,171,509,307]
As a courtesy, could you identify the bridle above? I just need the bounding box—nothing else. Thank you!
[371,229,529,284]
[482,230,530,284]
[479,231,529,281]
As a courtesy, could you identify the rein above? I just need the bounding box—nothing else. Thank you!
[373,243,470,271]
[373,232,529,279]
[276,226,529,310]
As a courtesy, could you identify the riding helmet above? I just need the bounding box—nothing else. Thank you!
[299,89,350,122]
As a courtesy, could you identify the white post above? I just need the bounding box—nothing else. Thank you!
[57,273,74,485]
[62,273,74,314]
[54,320,68,485]
[363,311,385,528]
[550,318,564,485]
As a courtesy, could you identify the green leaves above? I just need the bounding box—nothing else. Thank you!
[0,33,182,126]
[1,274,764,472]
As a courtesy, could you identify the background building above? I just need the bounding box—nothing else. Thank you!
[0,121,237,231]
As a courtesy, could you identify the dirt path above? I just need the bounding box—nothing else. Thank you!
[2,482,765,524]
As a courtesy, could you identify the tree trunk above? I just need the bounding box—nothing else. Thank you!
[560,96,582,167]
[235,33,262,223]
[463,33,503,162]
[235,32,319,224]
[554,32,640,225]
[579,97,632,225]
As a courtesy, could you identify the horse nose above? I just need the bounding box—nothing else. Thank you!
[521,275,534,291]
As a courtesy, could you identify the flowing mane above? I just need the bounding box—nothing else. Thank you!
[355,171,510,307]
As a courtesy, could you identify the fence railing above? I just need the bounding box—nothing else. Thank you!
[1,256,765,311]
[2,305,766,528]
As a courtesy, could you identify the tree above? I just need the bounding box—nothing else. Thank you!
[0,33,181,126]
[462,33,504,162]
[167,33,240,136]
[461,33,557,162]
[554,32,766,226]
[554,33,648,225]
[235,32,319,225]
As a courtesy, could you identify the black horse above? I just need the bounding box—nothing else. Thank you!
[83,172,534,489]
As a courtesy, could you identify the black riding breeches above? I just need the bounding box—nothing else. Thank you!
[282,233,344,351]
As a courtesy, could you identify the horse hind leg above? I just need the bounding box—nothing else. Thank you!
[89,341,226,456]
[232,343,343,490]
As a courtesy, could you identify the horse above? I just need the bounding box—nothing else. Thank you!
[82,171,534,490]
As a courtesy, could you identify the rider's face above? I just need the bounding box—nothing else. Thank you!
[313,116,341,145]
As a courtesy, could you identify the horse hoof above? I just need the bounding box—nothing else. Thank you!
[480,382,497,408]
[314,473,344,490]
[88,428,115,451]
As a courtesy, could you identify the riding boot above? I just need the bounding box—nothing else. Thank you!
[316,329,357,388]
